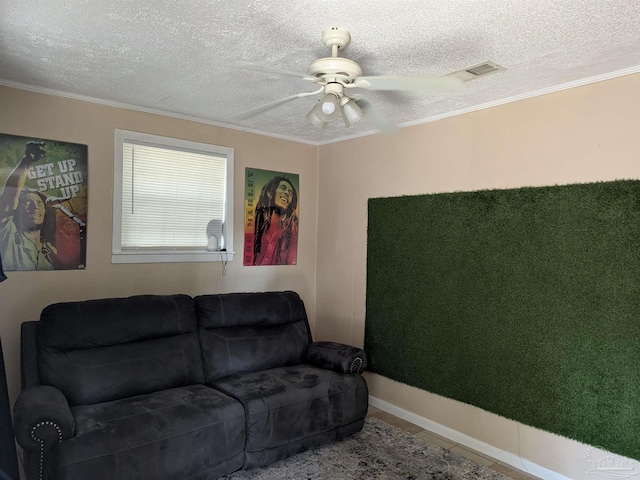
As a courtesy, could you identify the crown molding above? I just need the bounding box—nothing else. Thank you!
[3,63,640,147]
[319,65,640,145]
[0,79,320,146]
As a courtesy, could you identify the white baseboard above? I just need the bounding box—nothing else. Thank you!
[368,395,572,480]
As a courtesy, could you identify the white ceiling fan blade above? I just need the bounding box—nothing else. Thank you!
[354,75,467,93]
[233,61,312,79]
[234,87,324,120]
[352,96,398,134]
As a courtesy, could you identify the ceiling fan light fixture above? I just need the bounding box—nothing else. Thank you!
[317,93,340,122]
[341,98,365,127]
[306,105,328,128]
[307,93,341,127]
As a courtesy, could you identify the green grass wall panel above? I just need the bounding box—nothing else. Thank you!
[365,180,640,459]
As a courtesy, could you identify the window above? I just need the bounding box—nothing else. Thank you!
[112,129,234,263]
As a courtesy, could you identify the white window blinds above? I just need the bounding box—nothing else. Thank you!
[121,142,226,249]
[113,129,234,264]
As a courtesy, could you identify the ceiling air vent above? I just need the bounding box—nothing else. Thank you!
[449,61,506,82]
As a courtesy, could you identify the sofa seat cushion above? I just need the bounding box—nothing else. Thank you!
[211,365,368,468]
[47,385,245,480]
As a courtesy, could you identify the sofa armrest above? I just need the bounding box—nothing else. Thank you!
[304,341,367,374]
[13,385,75,453]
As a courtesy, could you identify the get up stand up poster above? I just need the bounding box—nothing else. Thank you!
[0,133,88,272]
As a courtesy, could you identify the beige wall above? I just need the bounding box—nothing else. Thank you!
[316,73,640,479]
[0,85,319,408]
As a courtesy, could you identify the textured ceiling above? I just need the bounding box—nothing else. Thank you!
[2,1,640,145]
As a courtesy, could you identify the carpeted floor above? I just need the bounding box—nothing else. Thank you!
[221,417,514,479]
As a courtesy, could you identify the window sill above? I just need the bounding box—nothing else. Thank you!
[112,250,235,264]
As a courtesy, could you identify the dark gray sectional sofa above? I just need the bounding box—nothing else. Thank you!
[12,291,368,480]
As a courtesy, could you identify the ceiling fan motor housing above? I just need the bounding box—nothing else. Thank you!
[309,58,363,84]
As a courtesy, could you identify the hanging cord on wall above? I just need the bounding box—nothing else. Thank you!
[474,407,484,440]
[516,423,532,474]
[475,406,532,476]
[220,249,228,276]
[211,250,229,294]
[212,257,221,294]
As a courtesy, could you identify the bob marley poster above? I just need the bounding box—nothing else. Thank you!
[0,133,88,272]
[244,168,299,266]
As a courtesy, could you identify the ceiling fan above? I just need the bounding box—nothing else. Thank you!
[234,27,468,130]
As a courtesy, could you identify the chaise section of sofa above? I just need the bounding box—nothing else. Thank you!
[14,295,245,480]
[195,291,369,469]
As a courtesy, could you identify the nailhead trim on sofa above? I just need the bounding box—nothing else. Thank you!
[349,357,364,374]
[30,421,63,480]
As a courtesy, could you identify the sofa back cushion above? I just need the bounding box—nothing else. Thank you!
[195,291,311,382]
[37,295,204,406]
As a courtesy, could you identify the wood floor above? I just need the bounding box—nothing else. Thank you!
[367,406,541,480]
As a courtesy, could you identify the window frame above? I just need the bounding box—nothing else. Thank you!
[112,129,234,264]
